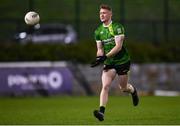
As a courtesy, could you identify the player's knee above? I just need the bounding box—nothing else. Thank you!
[102,84,110,91]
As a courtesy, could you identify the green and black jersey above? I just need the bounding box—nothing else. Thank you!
[94,21,130,65]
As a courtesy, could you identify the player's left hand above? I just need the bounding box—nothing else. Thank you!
[91,55,107,67]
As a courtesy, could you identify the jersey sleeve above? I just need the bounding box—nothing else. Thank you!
[114,23,125,35]
[94,29,101,41]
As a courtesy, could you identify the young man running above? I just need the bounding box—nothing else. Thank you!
[91,4,139,121]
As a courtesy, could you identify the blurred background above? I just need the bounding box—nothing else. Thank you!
[0,0,180,97]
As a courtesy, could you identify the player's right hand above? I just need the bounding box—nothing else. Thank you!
[91,56,107,67]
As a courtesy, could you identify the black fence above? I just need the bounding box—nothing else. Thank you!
[0,0,180,43]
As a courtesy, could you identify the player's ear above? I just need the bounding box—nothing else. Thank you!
[110,11,112,17]
[109,10,112,16]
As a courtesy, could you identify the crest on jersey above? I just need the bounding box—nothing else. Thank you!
[117,28,122,34]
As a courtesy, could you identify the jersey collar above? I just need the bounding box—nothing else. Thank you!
[103,21,112,27]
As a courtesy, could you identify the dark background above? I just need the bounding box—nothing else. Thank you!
[0,0,180,63]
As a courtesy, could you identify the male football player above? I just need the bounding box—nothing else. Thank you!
[91,4,139,121]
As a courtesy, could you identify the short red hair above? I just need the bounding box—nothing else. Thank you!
[100,4,112,11]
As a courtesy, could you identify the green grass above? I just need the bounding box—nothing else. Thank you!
[0,96,180,125]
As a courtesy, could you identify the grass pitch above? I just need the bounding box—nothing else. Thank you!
[0,96,180,125]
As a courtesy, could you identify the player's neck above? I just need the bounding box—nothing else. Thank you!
[103,20,112,27]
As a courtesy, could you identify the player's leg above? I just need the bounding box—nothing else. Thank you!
[100,68,116,107]
[94,68,116,121]
[115,61,139,106]
[118,74,134,93]
[118,74,139,106]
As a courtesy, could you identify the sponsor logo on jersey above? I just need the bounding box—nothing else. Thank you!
[102,37,114,44]
[100,31,104,34]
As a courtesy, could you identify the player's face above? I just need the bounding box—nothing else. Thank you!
[99,8,112,23]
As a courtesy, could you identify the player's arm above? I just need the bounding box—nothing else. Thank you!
[91,41,106,67]
[96,41,104,56]
[106,34,125,58]
[91,29,107,67]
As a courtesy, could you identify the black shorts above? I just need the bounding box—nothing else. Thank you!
[103,61,130,75]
